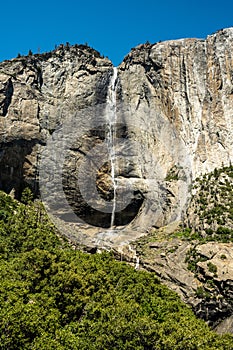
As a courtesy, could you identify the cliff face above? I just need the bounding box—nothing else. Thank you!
[0,45,112,219]
[119,28,233,176]
[0,29,233,238]
[133,165,233,333]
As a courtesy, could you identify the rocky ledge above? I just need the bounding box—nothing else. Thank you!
[125,223,233,334]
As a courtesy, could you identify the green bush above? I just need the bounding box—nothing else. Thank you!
[0,192,232,349]
[207,262,218,274]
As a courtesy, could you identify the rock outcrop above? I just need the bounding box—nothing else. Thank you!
[0,44,112,209]
[132,222,233,333]
[119,29,233,177]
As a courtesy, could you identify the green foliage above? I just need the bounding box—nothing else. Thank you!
[21,187,34,204]
[186,165,233,241]
[220,254,227,260]
[165,165,179,181]
[173,226,233,243]
[0,191,62,259]
[195,286,211,299]
[0,191,232,349]
[172,228,200,241]
[207,262,218,274]
[185,247,208,274]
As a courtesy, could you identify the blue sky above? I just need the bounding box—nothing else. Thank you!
[1,0,232,66]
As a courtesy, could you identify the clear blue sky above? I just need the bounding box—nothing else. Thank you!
[1,0,232,66]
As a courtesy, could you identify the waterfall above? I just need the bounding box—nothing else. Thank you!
[128,244,140,270]
[135,256,140,270]
[106,67,118,228]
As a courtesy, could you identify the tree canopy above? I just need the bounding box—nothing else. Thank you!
[0,190,232,349]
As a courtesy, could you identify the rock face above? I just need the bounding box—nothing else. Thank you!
[119,29,233,176]
[0,29,233,236]
[133,224,233,332]
[0,45,112,205]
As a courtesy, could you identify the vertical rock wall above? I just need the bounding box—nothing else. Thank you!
[0,29,233,232]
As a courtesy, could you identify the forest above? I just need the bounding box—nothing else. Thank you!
[0,189,232,349]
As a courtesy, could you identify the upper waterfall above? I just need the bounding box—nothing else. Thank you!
[106,67,118,228]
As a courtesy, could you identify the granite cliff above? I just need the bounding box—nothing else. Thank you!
[0,28,233,332]
[0,29,232,235]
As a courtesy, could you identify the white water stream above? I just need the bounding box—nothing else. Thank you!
[128,244,140,270]
[106,67,118,228]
